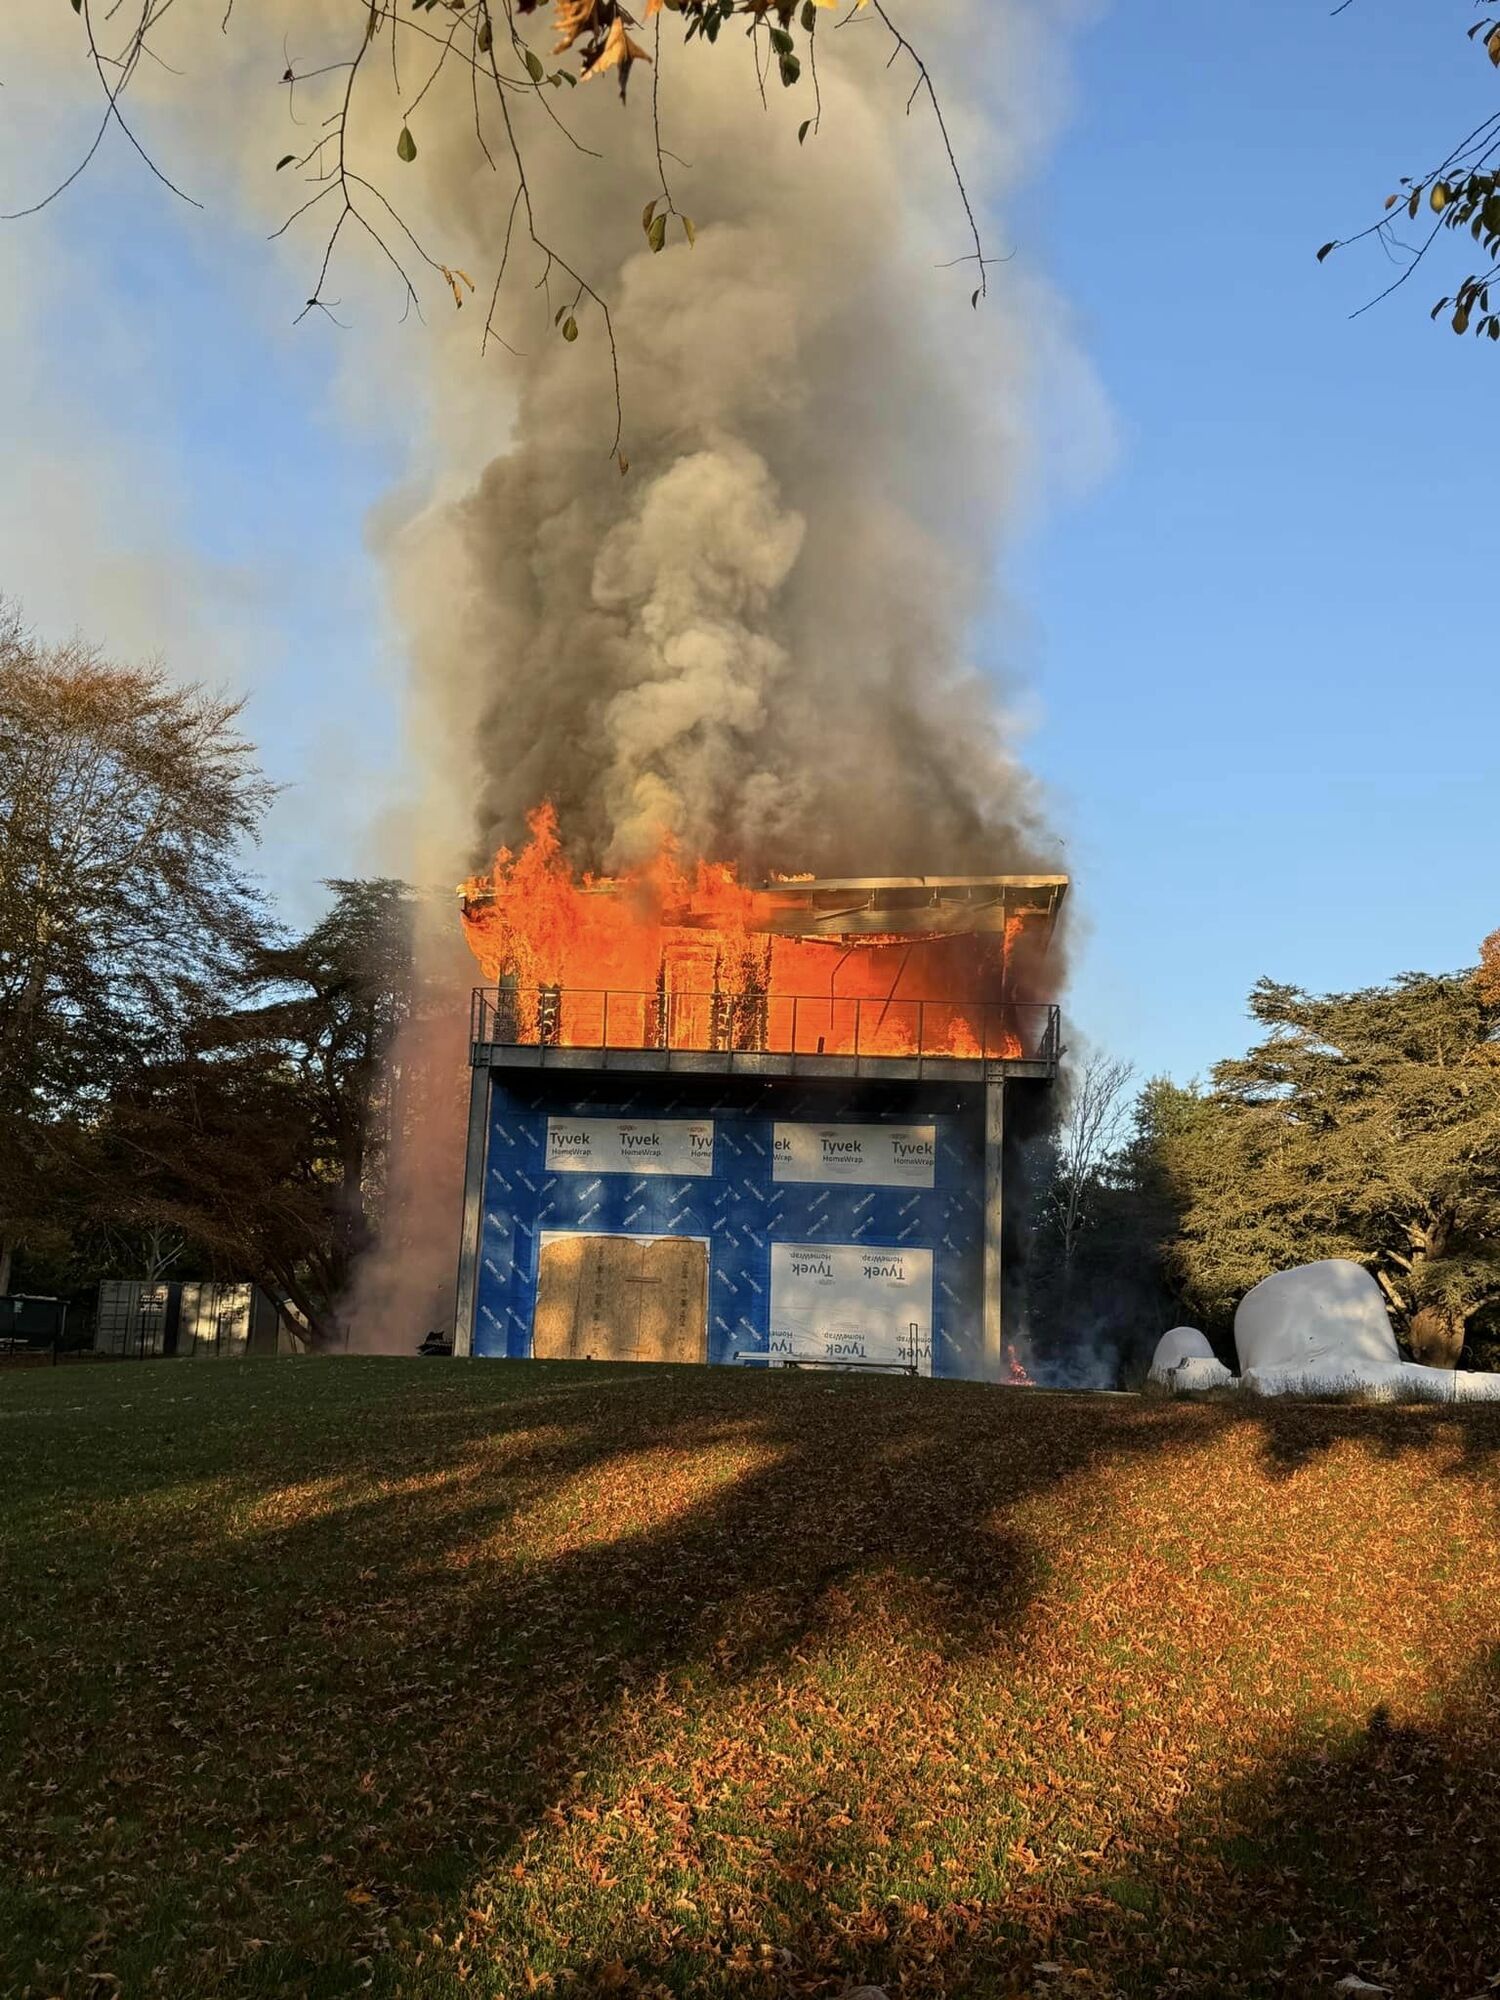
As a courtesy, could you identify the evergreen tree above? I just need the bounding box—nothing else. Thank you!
[84,881,421,1344]
[1164,969,1500,1364]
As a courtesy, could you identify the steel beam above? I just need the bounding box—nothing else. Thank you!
[982,1080,1005,1383]
[451,1061,492,1357]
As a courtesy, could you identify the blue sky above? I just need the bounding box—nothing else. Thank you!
[1010,0,1499,1078]
[0,125,408,927]
[2,0,1495,1077]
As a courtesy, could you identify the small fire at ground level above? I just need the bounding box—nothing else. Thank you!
[452,805,1067,1383]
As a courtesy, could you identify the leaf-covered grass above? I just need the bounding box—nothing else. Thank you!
[3,1359,1499,1998]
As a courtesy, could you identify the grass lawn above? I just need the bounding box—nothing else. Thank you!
[3,1359,1500,1999]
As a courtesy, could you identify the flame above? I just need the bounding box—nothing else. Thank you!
[1006,1352,1033,1386]
[460,802,1035,1061]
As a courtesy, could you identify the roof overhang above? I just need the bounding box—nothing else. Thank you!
[739,873,1069,940]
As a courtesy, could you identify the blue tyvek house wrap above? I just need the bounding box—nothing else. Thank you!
[471,1073,990,1378]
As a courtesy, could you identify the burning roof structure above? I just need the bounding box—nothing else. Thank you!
[460,807,1067,1070]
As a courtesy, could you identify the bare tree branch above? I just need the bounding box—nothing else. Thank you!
[869,0,989,303]
[5,0,991,453]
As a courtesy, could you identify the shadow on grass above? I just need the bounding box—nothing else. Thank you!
[1217,1388,1500,1478]
[553,1647,1500,1999]
[4,1361,1500,1997]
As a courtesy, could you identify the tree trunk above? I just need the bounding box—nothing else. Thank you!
[1408,1304,1465,1370]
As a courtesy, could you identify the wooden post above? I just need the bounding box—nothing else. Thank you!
[451,1060,492,1358]
[982,1080,1005,1383]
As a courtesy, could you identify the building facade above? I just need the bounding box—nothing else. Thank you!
[453,872,1065,1381]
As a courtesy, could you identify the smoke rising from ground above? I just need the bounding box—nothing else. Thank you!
[336,897,475,1353]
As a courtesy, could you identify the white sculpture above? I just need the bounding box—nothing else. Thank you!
[1232,1257,1500,1399]
[1148,1326,1235,1391]
[1151,1327,1214,1372]
[1234,1260,1400,1375]
[1146,1257,1500,1402]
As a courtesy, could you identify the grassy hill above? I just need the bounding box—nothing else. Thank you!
[3,1359,1499,1999]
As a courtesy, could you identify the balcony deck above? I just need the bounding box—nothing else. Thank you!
[469,988,1062,1084]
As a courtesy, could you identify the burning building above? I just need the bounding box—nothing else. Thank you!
[451,812,1066,1380]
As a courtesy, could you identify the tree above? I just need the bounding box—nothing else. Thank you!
[0,605,435,1339]
[1322,4,1500,343]
[1165,967,1500,1363]
[1016,1052,1162,1386]
[81,880,423,1346]
[239,879,418,1293]
[6,1,986,456]
[0,601,273,1290]
[1049,1052,1135,1291]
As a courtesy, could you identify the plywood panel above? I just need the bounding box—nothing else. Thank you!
[636,1238,708,1364]
[532,1235,708,1365]
[576,1235,641,1361]
[532,1235,587,1359]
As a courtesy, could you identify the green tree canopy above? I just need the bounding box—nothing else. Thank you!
[1158,967,1500,1362]
[82,879,423,1345]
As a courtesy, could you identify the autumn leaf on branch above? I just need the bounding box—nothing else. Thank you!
[581,13,653,100]
[553,0,610,54]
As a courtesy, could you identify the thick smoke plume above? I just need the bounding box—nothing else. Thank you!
[4,1,1070,879]
[394,4,1060,881]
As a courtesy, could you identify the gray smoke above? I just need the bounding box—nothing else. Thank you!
[384,0,1065,880]
[3,3,1073,883]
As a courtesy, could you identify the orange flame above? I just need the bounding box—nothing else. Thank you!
[1006,1351,1034,1386]
[460,803,1033,1061]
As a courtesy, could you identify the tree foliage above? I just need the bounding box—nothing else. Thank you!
[0,602,424,1342]
[1181,970,1500,1353]
[1025,930,1500,1381]
[1037,950,1500,1378]
[1019,1057,1176,1387]
[1323,4,1500,341]
[0,601,271,1279]
[59,880,422,1346]
[239,878,418,1287]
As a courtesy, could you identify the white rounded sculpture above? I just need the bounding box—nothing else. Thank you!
[1141,1259,1500,1401]
[1234,1260,1400,1375]
[1148,1327,1235,1392]
[1152,1327,1215,1372]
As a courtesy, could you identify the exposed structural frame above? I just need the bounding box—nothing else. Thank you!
[741,873,1068,939]
[460,870,1070,945]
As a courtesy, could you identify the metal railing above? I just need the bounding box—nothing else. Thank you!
[471,986,1061,1068]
